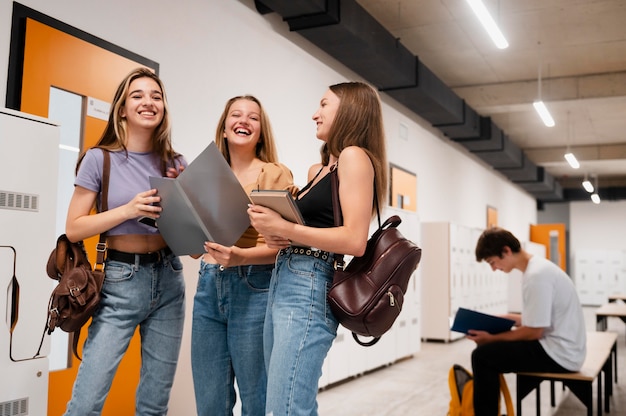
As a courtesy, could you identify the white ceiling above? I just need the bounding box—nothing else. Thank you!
[355,0,626,190]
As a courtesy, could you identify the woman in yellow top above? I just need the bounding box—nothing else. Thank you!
[191,95,296,416]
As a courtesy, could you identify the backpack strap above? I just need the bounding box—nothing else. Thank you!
[297,165,325,196]
[71,149,111,361]
[329,165,343,270]
[94,149,110,271]
[330,164,380,270]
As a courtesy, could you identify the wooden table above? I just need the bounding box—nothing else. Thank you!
[596,303,625,385]
[608,294,626,303]
[596,302,626,330]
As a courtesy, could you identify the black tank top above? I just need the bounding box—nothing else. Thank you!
[296,169,334,228]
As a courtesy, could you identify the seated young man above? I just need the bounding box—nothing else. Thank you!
[469,227,586,415]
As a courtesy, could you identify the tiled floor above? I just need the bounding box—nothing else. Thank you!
[317,306,626,415]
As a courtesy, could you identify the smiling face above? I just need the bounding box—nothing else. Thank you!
[312,89,340,142]
[119,76,164,134]
[223,98,262,150]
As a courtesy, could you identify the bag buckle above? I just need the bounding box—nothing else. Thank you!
[387,291,395,307]
[96,242,107,253]
[94,242,107,272]
[334,259,344,271]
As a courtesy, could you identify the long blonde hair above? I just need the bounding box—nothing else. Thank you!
[214,95,279,165]
[77,67,180,174]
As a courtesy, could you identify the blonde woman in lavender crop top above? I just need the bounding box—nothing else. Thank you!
[63,68,187,416]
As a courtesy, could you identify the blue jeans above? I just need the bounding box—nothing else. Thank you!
[63,253,185,416]
[191,261,273,416]
[264,250,338,416]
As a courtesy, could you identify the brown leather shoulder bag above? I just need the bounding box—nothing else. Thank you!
[327,166,422,346]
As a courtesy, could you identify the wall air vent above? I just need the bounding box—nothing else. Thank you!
[0,190,39,212]
[0,397,29,416]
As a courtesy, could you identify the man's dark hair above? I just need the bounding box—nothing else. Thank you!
[475,227,522,261]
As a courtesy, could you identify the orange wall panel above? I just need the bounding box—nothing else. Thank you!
[530,223,566,271]
[390,165,417,211]
[21,18,141,118]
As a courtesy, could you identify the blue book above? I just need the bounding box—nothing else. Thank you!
[451,307,515,334]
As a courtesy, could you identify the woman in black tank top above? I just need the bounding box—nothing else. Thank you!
[248,82,388,416]
[295,165,334,228]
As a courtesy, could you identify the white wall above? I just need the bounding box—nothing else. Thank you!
[0,0,539,414]
[570,200,626,252]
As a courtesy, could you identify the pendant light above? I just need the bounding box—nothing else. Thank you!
[564,112,579,168]
[533,43,555,127]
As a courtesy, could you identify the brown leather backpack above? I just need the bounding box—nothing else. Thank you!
[37,150,110,360]
[45,235,105,334]
[327,166,422,346]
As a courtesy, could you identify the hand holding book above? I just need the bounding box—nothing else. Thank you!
[249,190,304,225]
[450,307,515,335]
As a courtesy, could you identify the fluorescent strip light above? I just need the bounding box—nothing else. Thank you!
[466,0,509,49]
[564,152,580,169]
[533,100,555,127]
[582,180,594,193]
[591,193,601,204]
[59,144,80,153]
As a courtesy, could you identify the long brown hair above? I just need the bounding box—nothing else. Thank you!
[77,67,180,174]
[214,95,279,165]
[325,82,388,212]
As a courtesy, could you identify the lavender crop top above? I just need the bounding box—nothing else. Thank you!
[74,148,187,236]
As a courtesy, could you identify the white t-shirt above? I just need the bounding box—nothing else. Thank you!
[522,255,587,371]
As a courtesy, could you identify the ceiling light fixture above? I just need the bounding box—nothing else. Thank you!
[564,112,579,168]
[564,152,580,169]
[582,174,594,193]
[591,193,601,204]
[533,44,555,127]
[533,101,555,127]
[591,176,601,204]
[466,0,509,49]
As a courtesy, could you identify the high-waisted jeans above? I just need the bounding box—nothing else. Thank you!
[264,249,338,416]
[191,261,273,416]
[63,252,185,416]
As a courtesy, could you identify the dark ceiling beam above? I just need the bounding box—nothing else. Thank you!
[564,186,626,202]
[285,0,416,90]
[254,0,328,18]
